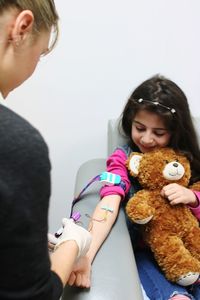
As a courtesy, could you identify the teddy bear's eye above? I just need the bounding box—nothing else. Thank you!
[164,160,169,164]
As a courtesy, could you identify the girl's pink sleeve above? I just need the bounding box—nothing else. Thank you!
[188,190,200,220]
[100,149,131,200]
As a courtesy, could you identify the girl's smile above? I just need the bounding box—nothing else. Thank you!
[131,110,171,153]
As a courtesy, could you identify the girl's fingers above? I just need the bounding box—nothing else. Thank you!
[68,272,76,286]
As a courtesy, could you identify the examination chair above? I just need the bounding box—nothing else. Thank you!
[62,116,200,300]
[61,118,144,300]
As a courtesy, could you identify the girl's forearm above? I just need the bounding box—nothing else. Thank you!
[86,194,121,264]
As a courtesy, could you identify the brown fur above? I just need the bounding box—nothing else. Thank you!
[126,148,200,282]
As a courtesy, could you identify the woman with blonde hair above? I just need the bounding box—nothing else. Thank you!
[0,1,91,299]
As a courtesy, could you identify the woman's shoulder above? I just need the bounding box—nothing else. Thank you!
[0,103,48,150]
[0,103,37,130]
[0,103,50,172]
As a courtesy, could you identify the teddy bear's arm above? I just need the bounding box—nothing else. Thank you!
[126,190,155,224]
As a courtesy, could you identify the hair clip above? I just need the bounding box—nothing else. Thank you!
[137,98,176,114]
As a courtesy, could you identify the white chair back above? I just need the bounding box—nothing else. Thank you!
[107,118,127,156]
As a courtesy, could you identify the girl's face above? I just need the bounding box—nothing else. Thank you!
[131,110,171,153]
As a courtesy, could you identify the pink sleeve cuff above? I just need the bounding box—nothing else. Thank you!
[99,148,131,201]
[188,190,200,220]
[100,185,125,200]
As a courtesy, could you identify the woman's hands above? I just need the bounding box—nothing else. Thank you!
[161,183,198,207]
[48,218,92,259]
[48,220,92,288]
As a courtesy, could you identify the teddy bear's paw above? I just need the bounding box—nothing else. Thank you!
[133,215,153,224]
[176,272,199,286]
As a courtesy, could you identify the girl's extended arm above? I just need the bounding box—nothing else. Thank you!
[67,194,121,288]
[86,194,121,264]
[67,148,130,287]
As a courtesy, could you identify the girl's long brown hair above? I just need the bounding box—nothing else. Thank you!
[120,74,200,183]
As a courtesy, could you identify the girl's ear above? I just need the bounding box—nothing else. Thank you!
[11,10,34,44]
[126,152,143,177]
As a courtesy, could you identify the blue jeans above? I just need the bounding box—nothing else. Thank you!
[135,249,199,300]
[188,282,200,300]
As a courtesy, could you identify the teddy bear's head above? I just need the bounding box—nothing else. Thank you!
[126,148,191,190]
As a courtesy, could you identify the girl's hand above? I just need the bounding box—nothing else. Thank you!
[67,256,92,288]
[161,183,198,206]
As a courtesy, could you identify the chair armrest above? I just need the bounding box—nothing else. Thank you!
[62,159,144,300]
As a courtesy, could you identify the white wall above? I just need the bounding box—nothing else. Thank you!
[4,0,200,232]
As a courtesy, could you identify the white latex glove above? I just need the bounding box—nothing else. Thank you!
[48,218,92,259]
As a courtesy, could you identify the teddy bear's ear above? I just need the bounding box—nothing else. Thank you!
[126,152,143,176]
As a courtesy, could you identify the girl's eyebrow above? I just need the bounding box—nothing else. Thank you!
[133,120,168,131]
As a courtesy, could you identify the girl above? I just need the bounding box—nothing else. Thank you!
[66,75,200,300]
[0,1,91,299]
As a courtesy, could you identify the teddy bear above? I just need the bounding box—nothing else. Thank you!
[125,147,200,286]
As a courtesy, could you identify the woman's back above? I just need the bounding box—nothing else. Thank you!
[0,104,61,299]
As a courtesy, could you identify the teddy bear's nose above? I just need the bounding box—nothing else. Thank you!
[173,162,178,167]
